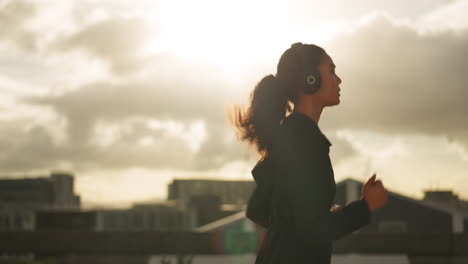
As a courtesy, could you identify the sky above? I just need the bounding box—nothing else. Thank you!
[1,0,467,208]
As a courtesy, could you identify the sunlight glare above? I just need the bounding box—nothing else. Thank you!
[150,0,296,74]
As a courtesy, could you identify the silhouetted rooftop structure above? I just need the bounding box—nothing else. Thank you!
[0,172,81,231]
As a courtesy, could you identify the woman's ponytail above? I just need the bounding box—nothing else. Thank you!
[228,74,292,159]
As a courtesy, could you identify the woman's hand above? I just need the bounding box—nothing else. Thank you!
[361,173,376,198]
[361,173,389,212]
[330,203,342,213]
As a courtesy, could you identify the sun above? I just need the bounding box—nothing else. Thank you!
[146,0,293,73]
[144,0,344,77]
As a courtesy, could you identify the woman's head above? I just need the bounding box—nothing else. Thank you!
[228,43,341,158]
[277,43,341,107]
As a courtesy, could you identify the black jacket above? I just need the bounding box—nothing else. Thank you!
[246,112,371,264]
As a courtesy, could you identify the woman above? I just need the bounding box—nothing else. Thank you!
[229,43,388,263]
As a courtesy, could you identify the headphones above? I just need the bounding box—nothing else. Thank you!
[291,42,322,94]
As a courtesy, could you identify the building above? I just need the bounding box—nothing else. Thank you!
[0,172,80,209]
[35,195,244,232]
[167,179,255,206]
[0,172,81,231]
[36,210,96,230]
[96,201,193,231]
[36,201,195,231]
[423,190,468,212]
[335,178,468,233]
[187,194,242,227]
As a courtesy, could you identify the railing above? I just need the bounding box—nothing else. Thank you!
[1,232,467,263]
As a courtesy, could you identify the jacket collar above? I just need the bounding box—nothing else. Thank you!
[286,112,332,147]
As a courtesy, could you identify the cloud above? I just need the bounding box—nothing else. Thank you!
[418,0,468,32]
[0,124,57,172]
[18,57,247,172]
[51,17,158,75]
[326,132,359,163]
[0,0,38,52]
[321,14,468,146]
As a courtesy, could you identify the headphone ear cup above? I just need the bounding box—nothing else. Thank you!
[306,75,317,86]
[302,68,321,94]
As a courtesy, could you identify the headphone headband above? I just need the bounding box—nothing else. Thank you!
[291,42,307,70]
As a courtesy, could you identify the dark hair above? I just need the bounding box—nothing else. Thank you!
[228,44,326,160]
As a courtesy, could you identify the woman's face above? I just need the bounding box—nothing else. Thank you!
[316,53,342,107]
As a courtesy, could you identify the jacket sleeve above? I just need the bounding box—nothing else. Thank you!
[246,185,270,229]
[281,128,371,248]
